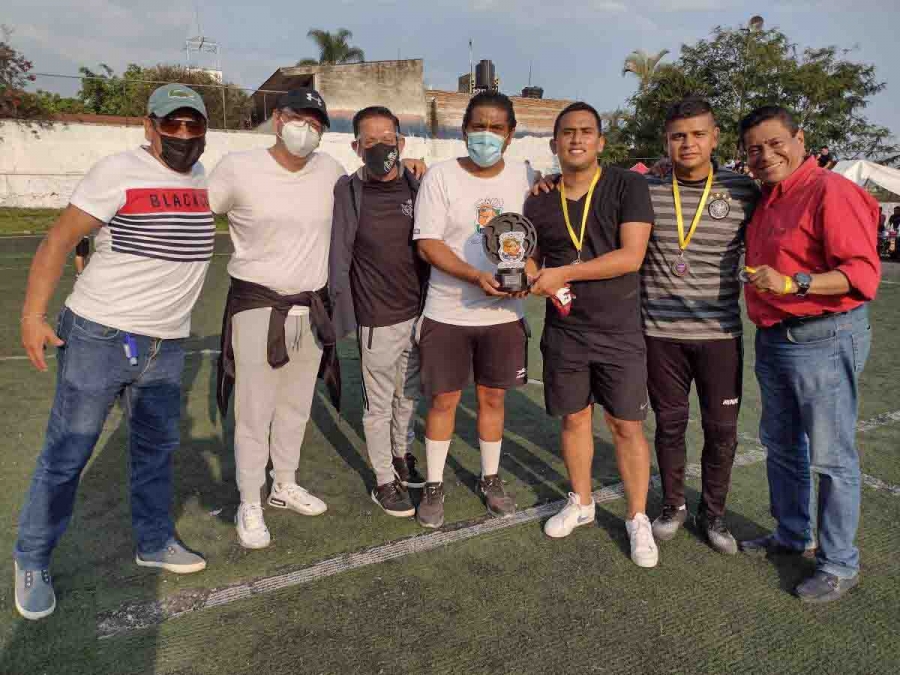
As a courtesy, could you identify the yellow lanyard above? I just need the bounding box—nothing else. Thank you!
[673,170,714,251]
[559,168,602,261]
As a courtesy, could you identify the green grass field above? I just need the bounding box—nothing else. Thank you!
[0,232,899,674]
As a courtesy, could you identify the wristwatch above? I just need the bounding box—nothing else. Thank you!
[793,272,812,297]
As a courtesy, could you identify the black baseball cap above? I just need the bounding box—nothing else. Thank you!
[274,88,330,128]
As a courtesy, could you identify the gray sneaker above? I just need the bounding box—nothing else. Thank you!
[652,504,687,541]
[417,482,445,529]
[135,539,207,574]
[795,571,859,603]
[696,511,738,555]
[14,561,56,620]
[477,474,516,517]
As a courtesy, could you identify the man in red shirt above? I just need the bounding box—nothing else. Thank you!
[738,106,880,603]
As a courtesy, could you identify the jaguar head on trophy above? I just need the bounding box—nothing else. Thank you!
[481,212,538,293]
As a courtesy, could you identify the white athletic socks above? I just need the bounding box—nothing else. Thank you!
[479,438,502,477]
[425,438,451,483]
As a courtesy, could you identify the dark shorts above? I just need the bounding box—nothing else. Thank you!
[540,323,648,420]
[75,237,90,257]
[418,317,528,397]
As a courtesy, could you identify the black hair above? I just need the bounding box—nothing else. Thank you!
[462,91,516,131]
[821,145,829,151]
[738,105,800,147]
[664,97,716,129]
[352,106,400,137]
[553,102,603,138]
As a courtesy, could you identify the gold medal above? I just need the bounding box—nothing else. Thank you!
[560,168,602,265]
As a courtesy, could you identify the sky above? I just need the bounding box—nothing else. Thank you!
[4,0,900,141]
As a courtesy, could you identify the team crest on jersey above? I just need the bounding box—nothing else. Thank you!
[401,198,413,218]
[708,193,731,220]
[475,197,503,233]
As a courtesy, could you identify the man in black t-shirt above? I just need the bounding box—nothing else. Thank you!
[330,106,428,518]
[525,102,659,568]
[816,146,836,170]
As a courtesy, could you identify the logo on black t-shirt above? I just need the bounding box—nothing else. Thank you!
[401,198,414,219]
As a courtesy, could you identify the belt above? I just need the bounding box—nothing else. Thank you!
[769,310,849,330]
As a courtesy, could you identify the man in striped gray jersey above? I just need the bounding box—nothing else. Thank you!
[642,98,759,554]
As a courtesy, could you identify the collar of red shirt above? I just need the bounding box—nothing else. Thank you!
[760,156,818,205]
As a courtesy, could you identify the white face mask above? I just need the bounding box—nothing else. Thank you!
[279,120,321,158]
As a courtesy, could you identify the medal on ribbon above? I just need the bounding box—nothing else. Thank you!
[670,170,714,278]
[560,168,602,265]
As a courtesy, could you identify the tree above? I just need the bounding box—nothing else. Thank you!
[622,49,669,90]
[76,64,253,129]
[625,25,897,166]
[0,25,37,119]
[297,28,365,66]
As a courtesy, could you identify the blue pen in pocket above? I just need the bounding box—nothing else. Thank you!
[123,333,138,366]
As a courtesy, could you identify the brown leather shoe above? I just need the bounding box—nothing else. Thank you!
[478,474,516,517]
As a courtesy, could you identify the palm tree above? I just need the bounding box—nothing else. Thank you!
[296,29,365,66]
[622,49,670,89]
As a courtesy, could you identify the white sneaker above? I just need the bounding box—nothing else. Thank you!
[626,513,659,568]
[235,502,271,549]
[268,483,327,516]
[544,493,596,538]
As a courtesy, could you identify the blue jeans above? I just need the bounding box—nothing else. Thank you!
[755,304,871,579]
[14,308,185,570]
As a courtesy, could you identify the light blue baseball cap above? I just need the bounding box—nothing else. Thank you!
[147,84,208,119]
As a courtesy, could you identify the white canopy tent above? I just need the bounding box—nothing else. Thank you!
[832,160,900,197]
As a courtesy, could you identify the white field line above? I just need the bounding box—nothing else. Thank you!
[95,402,899,638]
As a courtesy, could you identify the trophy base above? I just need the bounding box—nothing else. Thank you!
[496,270,528,293]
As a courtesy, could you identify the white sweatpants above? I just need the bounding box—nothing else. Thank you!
[232,307,322,503]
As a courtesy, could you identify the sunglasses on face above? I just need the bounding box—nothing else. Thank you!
[152,116,208,138]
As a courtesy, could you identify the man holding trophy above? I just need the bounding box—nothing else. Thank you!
[413,91,537,528]
[526,103,659,568]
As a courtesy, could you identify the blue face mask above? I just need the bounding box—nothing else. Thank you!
[466,131,506,168]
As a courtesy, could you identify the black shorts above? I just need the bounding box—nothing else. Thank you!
[540,323,648,420]
[418,317,528,397]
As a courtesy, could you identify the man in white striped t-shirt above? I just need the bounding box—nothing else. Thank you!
[641,98,759,555]
[15,84,213,621]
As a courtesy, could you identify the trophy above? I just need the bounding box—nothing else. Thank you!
[481,212,538,293]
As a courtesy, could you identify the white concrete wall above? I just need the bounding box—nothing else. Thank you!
[0,120,557,208]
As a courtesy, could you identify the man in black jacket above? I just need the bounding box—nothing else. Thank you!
[330,106,428,517]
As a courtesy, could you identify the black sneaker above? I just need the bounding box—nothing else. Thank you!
[739,533,816,559]
[393,453,426,489]
[371,480,415,517]
[417,482,445,529]
[651,504,688,541]
[696,511,738,555]
[477,474,516,517]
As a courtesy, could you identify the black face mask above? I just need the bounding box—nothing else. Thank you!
[362,143,399,178]
[159,135,206,173]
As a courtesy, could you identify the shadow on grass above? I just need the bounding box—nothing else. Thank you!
[0,349,225,675]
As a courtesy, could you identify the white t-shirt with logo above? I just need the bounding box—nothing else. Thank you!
[66,147,214,339]
[208,149,345,295]
[413,158,536,326]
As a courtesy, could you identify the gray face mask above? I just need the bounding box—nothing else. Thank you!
[279,120,321,158]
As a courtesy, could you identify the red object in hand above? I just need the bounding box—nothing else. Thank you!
[551,285,574,317]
